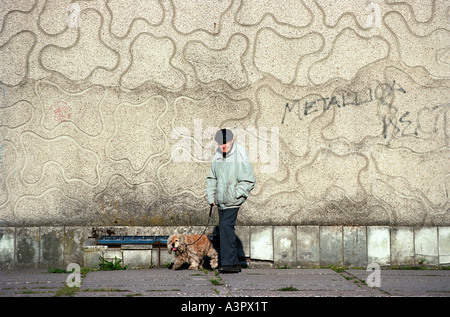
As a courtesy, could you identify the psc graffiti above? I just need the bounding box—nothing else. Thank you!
[50,101,72,123]
[281,80,406,124]
[382,102,449,142]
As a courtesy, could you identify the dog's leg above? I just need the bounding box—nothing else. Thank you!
[172,256,184,270]
[188,255,200,270]
[207,248,219,269]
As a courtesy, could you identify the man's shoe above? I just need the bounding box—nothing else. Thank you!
[218,265,241,273]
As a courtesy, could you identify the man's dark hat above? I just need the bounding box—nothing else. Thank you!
[214,129,234,145]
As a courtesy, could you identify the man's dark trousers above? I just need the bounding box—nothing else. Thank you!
[218,207,239,266]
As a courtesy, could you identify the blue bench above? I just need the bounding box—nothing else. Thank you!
[97,236,169,245]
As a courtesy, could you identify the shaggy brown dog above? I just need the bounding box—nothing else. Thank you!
[167,233,218,270]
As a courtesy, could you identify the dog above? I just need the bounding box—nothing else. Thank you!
[167,233,218,270]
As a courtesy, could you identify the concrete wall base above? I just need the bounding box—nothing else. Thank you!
[1,226,449,270]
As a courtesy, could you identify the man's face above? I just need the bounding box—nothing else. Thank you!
[218,139,234,153]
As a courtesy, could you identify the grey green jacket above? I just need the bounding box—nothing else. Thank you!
[206,142,255,210]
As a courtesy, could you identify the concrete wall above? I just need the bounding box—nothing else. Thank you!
[1,225,449,269]
[0,1,449,268]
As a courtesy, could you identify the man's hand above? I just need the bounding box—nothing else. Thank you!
[209,203,215,217]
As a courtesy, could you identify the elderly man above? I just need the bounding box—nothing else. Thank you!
[206,129,255,273]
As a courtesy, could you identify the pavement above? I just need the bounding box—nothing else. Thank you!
[1,267,449,299]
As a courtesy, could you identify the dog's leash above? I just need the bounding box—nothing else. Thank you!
[185,204,214,246]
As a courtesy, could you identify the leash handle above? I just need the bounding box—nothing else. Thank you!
[209,203,213,217]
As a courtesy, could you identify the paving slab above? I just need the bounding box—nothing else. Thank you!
[0,268,449,298]
[0,269,66,297]
[78,268,213,297]
[219,268,385,297]
[346,269,450,297]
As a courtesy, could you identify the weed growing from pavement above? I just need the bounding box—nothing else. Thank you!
[55,285,80,297]
[47,266,93,277]
[98,256,127,270]
[209,277,223,286]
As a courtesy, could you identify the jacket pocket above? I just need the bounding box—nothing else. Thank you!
[221,181,239,206]
[217,182,245,207]
[215,182,223,205]
[225,182,236,204]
